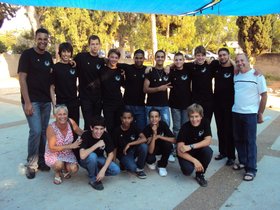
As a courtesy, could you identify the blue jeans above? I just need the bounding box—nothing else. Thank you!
[125,105,146,130]
[79,153,120,182]
[171,108,188,138]
[232,112,257,175]
[145,106,170,127]
[120,144,148,172]
[22,102,51,170]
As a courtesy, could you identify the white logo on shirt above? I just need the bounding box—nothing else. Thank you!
[163,75,169,81]
[44,61,50,67]
[130,134,136,140]
[115,75,121,81]
[224,73,231,78]
[181,75,188,80]
[198,130,204,137]
[69,69,75,75]
[96,64,101,70]
[201,67,207,73]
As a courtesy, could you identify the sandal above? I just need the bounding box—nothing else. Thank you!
[243,172,255,181]
[53,176,62,185]
[63,171,71,179]
[232,163,245,170]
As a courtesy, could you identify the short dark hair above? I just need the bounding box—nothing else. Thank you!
[149,108,161,117]
[88,35,101,45]
[35,28,49,36]
[194,45,206,56]
[155,50,166,57]
[218,48,229,55]
[108,48,121,58]
[58,42,73,57]
[90,116,106,128]
[134,49,145,57]
[174,52,184,57]
[121,110,134,117]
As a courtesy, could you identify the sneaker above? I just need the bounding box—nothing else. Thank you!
[38,163,50,171]
[136,170,147,179]
[214,154,226,160]
[158,167,167,177]
[146,162,156,170]
[89,180,104,191]
[168,154,175,163]
[26,167,36,179]
[226,159,235,166]
[195,174,208,187]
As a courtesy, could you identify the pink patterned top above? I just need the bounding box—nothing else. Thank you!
[45,121,77,167]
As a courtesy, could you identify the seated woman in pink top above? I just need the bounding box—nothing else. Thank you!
[45,105,83,184]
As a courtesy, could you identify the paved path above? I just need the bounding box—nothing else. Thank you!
[1,81,280,210]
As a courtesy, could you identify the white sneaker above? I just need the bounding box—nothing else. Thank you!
[158,167,167,177]
[146,163,156,170]
[168,154,175,163]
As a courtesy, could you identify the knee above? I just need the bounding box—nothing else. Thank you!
[53,161,64,171]
[111,163,121,175]
[85,153,98,164]
[68,164,79,174]
[138,144,148,154]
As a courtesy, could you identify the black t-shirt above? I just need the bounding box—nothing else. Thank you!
[113,124,140,157]
[100,66,124,106]
[18,48,53,103]
[213,60,234,106]
[177,118,212,145]
[118,63,146,106]
[51,62,78,104]
[187,62,215,103]
[142,121,174,139]
[74,52,105,100]
[80,130,114,157]
[168,66,192,109]
[145,68,169,106]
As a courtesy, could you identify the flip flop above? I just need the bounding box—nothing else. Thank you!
[243,172,255,181]
[233,163,245,170]
[53,176,62,185]
[63,171,71,179]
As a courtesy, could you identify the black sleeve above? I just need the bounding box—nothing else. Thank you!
[17,50,30,73]
[177,124,187,143]
[104,133,114,154]
[112,128,120,148]
[203,119,212,137]
[141,125,151,138]
[117,63,129,70]
[144,69,152,81]
[162,122,174,137]
[80,131,90,149]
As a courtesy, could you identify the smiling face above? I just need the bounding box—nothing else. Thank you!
[134,53,145,67]
[149,111,161,126]
[174,55,184,70]
[35,32,48,52]
[189,112,202,127]
[89,39,101,56]
[108,52,120,68]
[195,53,206,65]
[155,51,165,68]
[60,50,72,63]
[55,107,68,125]
[91,125,105,139]
[218,50,230,65]
[235,54,250,73]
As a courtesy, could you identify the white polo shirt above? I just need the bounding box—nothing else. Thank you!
[232,69,267,114]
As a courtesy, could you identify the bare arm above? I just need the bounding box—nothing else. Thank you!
[69,118,84,136]
[79,140,105,160]
[258,92,268,123]
[96,152,114,182]
[178,136,211,153]
[47,125,81,152]
[123,133,147,155]
[19,72,33,115]
[157,135,176,144]
[50,84,56,107]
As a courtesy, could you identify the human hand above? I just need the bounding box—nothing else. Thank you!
[194,159,204,172]
[123,144,130,155]
[180,145,191,153]
[257,113,264,124]
[24,102,34,116]
[69,59,76,68]
[96,140,105,149]
[96,168,106,182]
[71,138,82,149]
[159,82,173,91]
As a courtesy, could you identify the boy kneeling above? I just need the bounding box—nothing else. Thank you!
[177,104,213,187]
[113,110,148,179]
[141,109,176,177]
[79,116,120,190]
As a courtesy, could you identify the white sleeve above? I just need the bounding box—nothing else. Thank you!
[257,75,267,94]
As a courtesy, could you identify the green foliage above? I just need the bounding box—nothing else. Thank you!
[236,16,273,58]
[0,40,7,53]
[271,15,280,52]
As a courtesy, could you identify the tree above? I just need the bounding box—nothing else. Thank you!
[0,3,18,28]
[236,16,273,58]
[271,15,280,52]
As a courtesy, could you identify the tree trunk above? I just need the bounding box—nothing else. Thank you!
[25,6,39,35]
[151,14,157,64]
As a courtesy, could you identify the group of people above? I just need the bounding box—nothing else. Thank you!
[18,27,267,191]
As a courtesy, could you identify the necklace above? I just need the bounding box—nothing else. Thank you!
[155,69,164,81]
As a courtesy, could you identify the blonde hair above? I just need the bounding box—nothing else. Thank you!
[187,103,204,118]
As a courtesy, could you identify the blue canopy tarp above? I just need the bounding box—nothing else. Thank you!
[2,0,280,16]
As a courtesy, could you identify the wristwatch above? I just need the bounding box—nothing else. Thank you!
[189,144,194,150]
